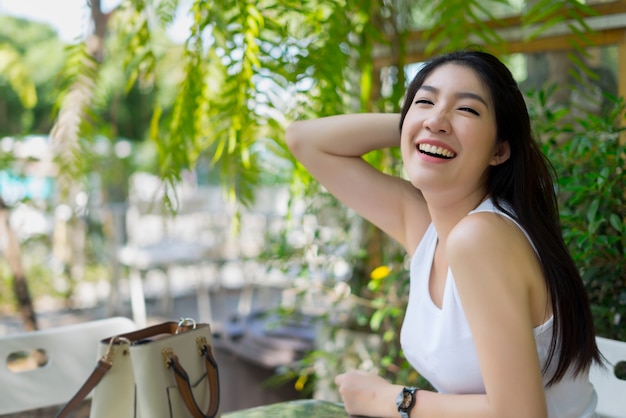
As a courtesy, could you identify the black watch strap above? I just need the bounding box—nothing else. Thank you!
[396,386,419,418]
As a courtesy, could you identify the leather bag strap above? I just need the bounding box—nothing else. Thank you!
[54,359,111,418]
[55,335,128,418]
[164,336,220,418]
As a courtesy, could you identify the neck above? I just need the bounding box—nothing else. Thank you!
[424,188,489,243]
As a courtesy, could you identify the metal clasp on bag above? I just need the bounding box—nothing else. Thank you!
[176,317,196,334]
[162,347,174,368]
[101,336,130,365]
[197,336,208,355]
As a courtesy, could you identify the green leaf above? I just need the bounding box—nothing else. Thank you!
[369,309,385,331]
[586,199,600,225]
[0,45,38,108]
[609,214,622,233]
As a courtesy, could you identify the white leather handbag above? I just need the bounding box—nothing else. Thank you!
[57,319,220,418]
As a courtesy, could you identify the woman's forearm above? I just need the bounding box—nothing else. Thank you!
[285,113,401,159]
[336,372,546,418]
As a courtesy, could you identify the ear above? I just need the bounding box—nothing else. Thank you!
[490,140,510,166]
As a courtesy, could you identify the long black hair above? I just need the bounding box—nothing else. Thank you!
[399,49,602,386]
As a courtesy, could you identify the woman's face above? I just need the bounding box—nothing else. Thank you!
[400,63,509,199]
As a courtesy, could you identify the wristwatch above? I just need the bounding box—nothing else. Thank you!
[396,386,419,418]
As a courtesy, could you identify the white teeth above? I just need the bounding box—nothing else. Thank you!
[418,143,455,158]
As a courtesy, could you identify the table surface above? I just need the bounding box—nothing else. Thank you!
[223,399,352,418]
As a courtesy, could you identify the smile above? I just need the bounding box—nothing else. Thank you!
[417,143,456,159]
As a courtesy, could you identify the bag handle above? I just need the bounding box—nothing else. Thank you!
[163,335,220,418]
[54,336,125,418]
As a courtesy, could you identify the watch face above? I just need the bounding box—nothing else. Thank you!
[400,390,414,409]
[397,387,418,414]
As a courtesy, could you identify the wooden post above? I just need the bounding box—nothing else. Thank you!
[619,33,626,145]
[618,32,626,113]
[0,200,38,331]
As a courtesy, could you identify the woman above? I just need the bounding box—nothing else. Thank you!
[286,50,602,417]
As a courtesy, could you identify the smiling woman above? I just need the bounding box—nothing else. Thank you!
[285,49,602,418]
[401,63,509,199]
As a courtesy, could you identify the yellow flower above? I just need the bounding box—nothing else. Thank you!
[295,374,308,391]
[370,265,390,281]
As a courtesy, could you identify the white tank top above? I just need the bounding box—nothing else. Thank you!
[399,198,598,417]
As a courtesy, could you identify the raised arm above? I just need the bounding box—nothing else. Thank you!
[286,113,429,252]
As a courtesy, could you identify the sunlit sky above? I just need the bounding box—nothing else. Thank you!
[0,0,190,42]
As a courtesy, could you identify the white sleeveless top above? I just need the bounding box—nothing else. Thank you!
[400,199,598,417]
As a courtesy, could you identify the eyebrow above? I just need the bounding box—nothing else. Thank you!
[418,85,490,108]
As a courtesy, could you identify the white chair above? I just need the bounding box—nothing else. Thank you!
[590,336,626,418]
[0,316,136,415]
[115,173,220,328]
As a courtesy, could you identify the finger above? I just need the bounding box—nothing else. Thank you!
[334,373,345,386]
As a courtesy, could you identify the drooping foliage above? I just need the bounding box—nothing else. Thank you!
[16,0,594,207]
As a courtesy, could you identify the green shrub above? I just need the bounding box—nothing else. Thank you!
[540,93,626,341]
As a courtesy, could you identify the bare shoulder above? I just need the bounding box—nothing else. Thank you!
[447,211,530,257]
[448,210,550,329]
[446,210,541,290]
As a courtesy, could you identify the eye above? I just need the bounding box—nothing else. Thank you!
[459,107,480,116]
[414,99,433,105]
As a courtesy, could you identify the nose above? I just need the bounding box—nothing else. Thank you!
[424,110,451,134]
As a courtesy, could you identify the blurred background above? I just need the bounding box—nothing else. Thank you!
[0,0,624,414]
